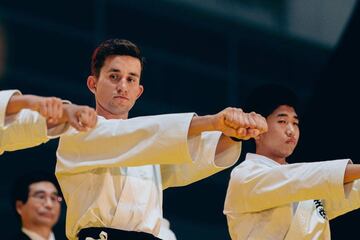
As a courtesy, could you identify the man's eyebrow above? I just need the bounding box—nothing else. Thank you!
[276,113,288,117]
[32,190,59,195]
[107,68,139,78]
[129,72,140,78]
[107,68,120,73]
[276,113,299,120]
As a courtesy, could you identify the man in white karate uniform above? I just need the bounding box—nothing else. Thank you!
[0,90,97,155]
[224,84,360,240]
[55,39,268,240]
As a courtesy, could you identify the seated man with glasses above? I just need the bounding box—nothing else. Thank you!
[12,171,63,240]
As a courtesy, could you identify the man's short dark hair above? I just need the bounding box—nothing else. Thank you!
[244,84,299,118]
[12,171,61,205]
[91,39,145,78]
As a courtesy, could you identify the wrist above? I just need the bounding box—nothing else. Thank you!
[229,136,242,142]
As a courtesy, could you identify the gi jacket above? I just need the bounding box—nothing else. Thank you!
[224,153,360,240]
[56,113,242,239]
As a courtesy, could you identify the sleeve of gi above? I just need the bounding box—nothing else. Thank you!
[0,89,21,127]
[160,131,241,189]
[224,159,349,214]
[0,90,70,155]
[323,161,360,220]
[56,113,197,174]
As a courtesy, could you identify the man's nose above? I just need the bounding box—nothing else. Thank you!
[286,124,295,136]
[43,197,55,208]
[116,78,128,92]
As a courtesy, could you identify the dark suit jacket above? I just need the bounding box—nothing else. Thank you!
[14,231,31,240]
[13,230,61,240]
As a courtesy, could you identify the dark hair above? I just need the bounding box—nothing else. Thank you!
[91,39,145,78]
[244,84,299,118]
[12,171,61,206]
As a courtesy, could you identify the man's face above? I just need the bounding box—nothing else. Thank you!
[88,55,143,119]
[256,105,300,160]
[16,181,61,229]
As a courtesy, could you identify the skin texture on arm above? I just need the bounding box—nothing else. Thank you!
[344,164,360,184]
[6,95,63,123]
[6,94,97,132]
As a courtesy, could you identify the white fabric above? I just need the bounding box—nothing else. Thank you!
[224,153,360,240]
[22,228,55,240]
[0,89,21,128]
[56,113,241,240]
[158,218,177,240]
[85,231,108,240]
[0,90,68,155]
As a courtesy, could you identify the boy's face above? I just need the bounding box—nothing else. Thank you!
[256,105,300,160]
[88,55,143,119]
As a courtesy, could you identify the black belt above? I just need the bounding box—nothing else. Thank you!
[78,227,161,240]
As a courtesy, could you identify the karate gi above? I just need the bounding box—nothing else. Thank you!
[56,113,241,239]
[224,153,360,240]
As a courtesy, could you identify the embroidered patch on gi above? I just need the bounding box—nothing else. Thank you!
[314,200,327,220]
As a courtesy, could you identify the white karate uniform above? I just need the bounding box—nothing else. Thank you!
[224,153,360,240]
[0,90,67,155]
[158,218,177,240]
[56,114,241,240]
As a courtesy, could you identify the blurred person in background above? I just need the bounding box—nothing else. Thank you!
[12,171,63,240]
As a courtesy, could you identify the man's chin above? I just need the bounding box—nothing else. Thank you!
[37,214,56,224]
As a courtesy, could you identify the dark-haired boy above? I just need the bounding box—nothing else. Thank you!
[224,84,360,240]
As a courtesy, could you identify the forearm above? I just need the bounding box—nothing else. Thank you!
[215,134,239,155]
[5,95,32,115]
[188,115,216,137]
[344,164,360,183]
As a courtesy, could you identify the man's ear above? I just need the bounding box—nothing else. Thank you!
[136,85,144,99]
[87,76,97,94]
[15,200,24,216]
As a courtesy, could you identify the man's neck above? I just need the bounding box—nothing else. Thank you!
[96,106,128,120]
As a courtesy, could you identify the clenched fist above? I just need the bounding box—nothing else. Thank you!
[62,104,97,131]
[212,107,267,140]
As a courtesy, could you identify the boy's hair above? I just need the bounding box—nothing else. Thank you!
[244,84,299,118]
[91,39,145,78]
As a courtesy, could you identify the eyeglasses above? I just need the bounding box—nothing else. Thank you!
[29,192,63,204]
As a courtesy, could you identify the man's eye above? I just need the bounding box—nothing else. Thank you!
[278,120,286,124]
[37,194,46,200]
[110,74,118,80]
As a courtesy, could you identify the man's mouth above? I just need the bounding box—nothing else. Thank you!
[39,212,54,219]
[114,96,129,101]
[286,139,296,144]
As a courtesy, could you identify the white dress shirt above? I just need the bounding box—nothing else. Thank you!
[22,228,55,240]
[224,153,360,240]
[56,113,241,239]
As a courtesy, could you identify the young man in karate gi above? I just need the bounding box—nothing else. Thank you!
[224,84,360,240]
[55,38,268,240]
[0,90,97,155]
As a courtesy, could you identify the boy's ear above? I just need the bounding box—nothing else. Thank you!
[87,76,97,94]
